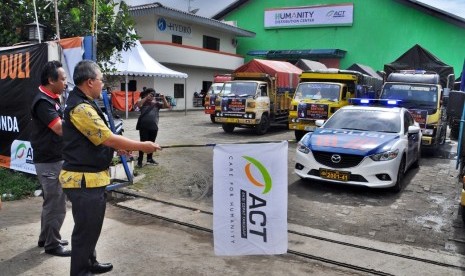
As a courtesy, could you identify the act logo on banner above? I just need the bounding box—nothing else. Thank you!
[213,141,288,255]
[10,140,36,174]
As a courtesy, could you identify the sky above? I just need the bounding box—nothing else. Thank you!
[125,0,465,19]
[125,0,236,17]
[417,0,465,19]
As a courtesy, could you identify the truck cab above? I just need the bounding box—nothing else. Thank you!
[289,82,351,140]
[215,78,273,134]
[379,71,447,149]
[288,69,382,141]
[204,74,231,123]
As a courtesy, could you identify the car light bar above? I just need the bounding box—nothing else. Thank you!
[349,98,402,107]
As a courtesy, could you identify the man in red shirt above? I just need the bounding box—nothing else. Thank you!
[30,60,70,257]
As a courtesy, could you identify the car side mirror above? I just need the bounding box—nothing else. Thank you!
[315,120,325,127]
[408,125,420,134]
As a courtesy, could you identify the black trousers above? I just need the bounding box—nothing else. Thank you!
[138,128,158,162]
[64,181,106,276]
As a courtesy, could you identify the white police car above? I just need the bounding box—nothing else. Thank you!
[295,99,421,192]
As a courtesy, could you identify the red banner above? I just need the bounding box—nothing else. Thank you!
[111,90,141,111]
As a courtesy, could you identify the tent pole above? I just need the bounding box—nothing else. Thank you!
[184,78,187,116]
[125,75,129,119]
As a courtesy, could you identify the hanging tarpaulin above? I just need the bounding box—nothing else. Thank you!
[213,141,288,255]
[0,43,48,172]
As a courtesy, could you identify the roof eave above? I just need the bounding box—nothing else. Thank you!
[129,3,255,37]
[397,0,465,28]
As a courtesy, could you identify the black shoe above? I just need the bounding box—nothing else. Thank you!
[147,159,158,165]
[89,262,113,274]
[38,239,69,248]
[44,245,71,257]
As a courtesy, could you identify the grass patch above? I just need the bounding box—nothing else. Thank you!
[0,168,39,201]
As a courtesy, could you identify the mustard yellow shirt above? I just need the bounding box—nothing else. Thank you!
[60,103,113,188]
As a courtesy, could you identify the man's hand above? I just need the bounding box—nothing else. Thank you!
[141,141,162,153]
[116,149,133,158]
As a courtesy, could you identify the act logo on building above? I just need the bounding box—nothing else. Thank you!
[213,141,288,256]
[264,3,353,29]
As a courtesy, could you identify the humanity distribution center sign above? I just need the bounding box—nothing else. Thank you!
[213,141,288,255]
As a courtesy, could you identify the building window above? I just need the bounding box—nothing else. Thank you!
[172,35,182,44]
[174,83,184,98]
[203,35,219,51]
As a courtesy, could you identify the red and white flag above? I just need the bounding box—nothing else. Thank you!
[59,37,83,88]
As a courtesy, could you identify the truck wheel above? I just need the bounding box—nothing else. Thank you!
[295,130,305,141]
[210,114,216,123]
[255,114,269,135]
[222,124,235,133]
[391,156,406,193]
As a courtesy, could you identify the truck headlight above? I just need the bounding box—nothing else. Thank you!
[421,129,434,135]
[370,149,399,161]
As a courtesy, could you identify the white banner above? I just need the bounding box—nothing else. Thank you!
[264,4,353,29]
[213,141,288,255]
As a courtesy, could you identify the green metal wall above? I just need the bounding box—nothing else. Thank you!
[225,0,465,74]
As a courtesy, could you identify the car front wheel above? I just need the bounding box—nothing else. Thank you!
[391,156,406,193]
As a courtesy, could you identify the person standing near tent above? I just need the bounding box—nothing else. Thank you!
[134,87,170,168]
[30,60,71,257]
[59,60,161,275]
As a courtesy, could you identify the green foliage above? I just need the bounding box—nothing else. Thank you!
[0,168,39,201]
[0,0,138,63]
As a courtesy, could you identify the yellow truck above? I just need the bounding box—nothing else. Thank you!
[379,71,453,149]
[214,73,296,134]
[214,59,301,135]
[289,69,382,140]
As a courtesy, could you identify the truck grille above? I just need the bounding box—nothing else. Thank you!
[312,150,365,168]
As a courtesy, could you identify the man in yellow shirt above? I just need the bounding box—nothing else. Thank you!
[60,60,160,275]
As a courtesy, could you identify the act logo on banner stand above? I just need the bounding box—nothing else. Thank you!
[213,141,288,256]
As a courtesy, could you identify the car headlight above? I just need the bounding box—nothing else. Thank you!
[297,141,310,154]
[421,129,434,135]
[370,149,399,161]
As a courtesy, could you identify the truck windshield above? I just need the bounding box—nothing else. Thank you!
[221,82,257,97]
[295,83,340,101]
[381,83,438,109]
[208,83,224,95]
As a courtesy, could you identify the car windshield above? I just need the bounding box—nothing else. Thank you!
[323,109,401,133]
[221,82,257,97]
[294,83,341,101]
[380,83,438,109]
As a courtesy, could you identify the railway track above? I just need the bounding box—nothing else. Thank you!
[110,189,465,276]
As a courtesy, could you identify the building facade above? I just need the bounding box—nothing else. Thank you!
[216,0,465,75]
[121,3,254,110]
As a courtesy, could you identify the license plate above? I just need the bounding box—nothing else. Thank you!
[226,118,239,123]
[304,125,315,131]
[319,168,350,181]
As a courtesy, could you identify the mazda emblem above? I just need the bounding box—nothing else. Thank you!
[331,154,341,163]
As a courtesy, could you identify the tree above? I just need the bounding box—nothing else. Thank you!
[0,0,138,63]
